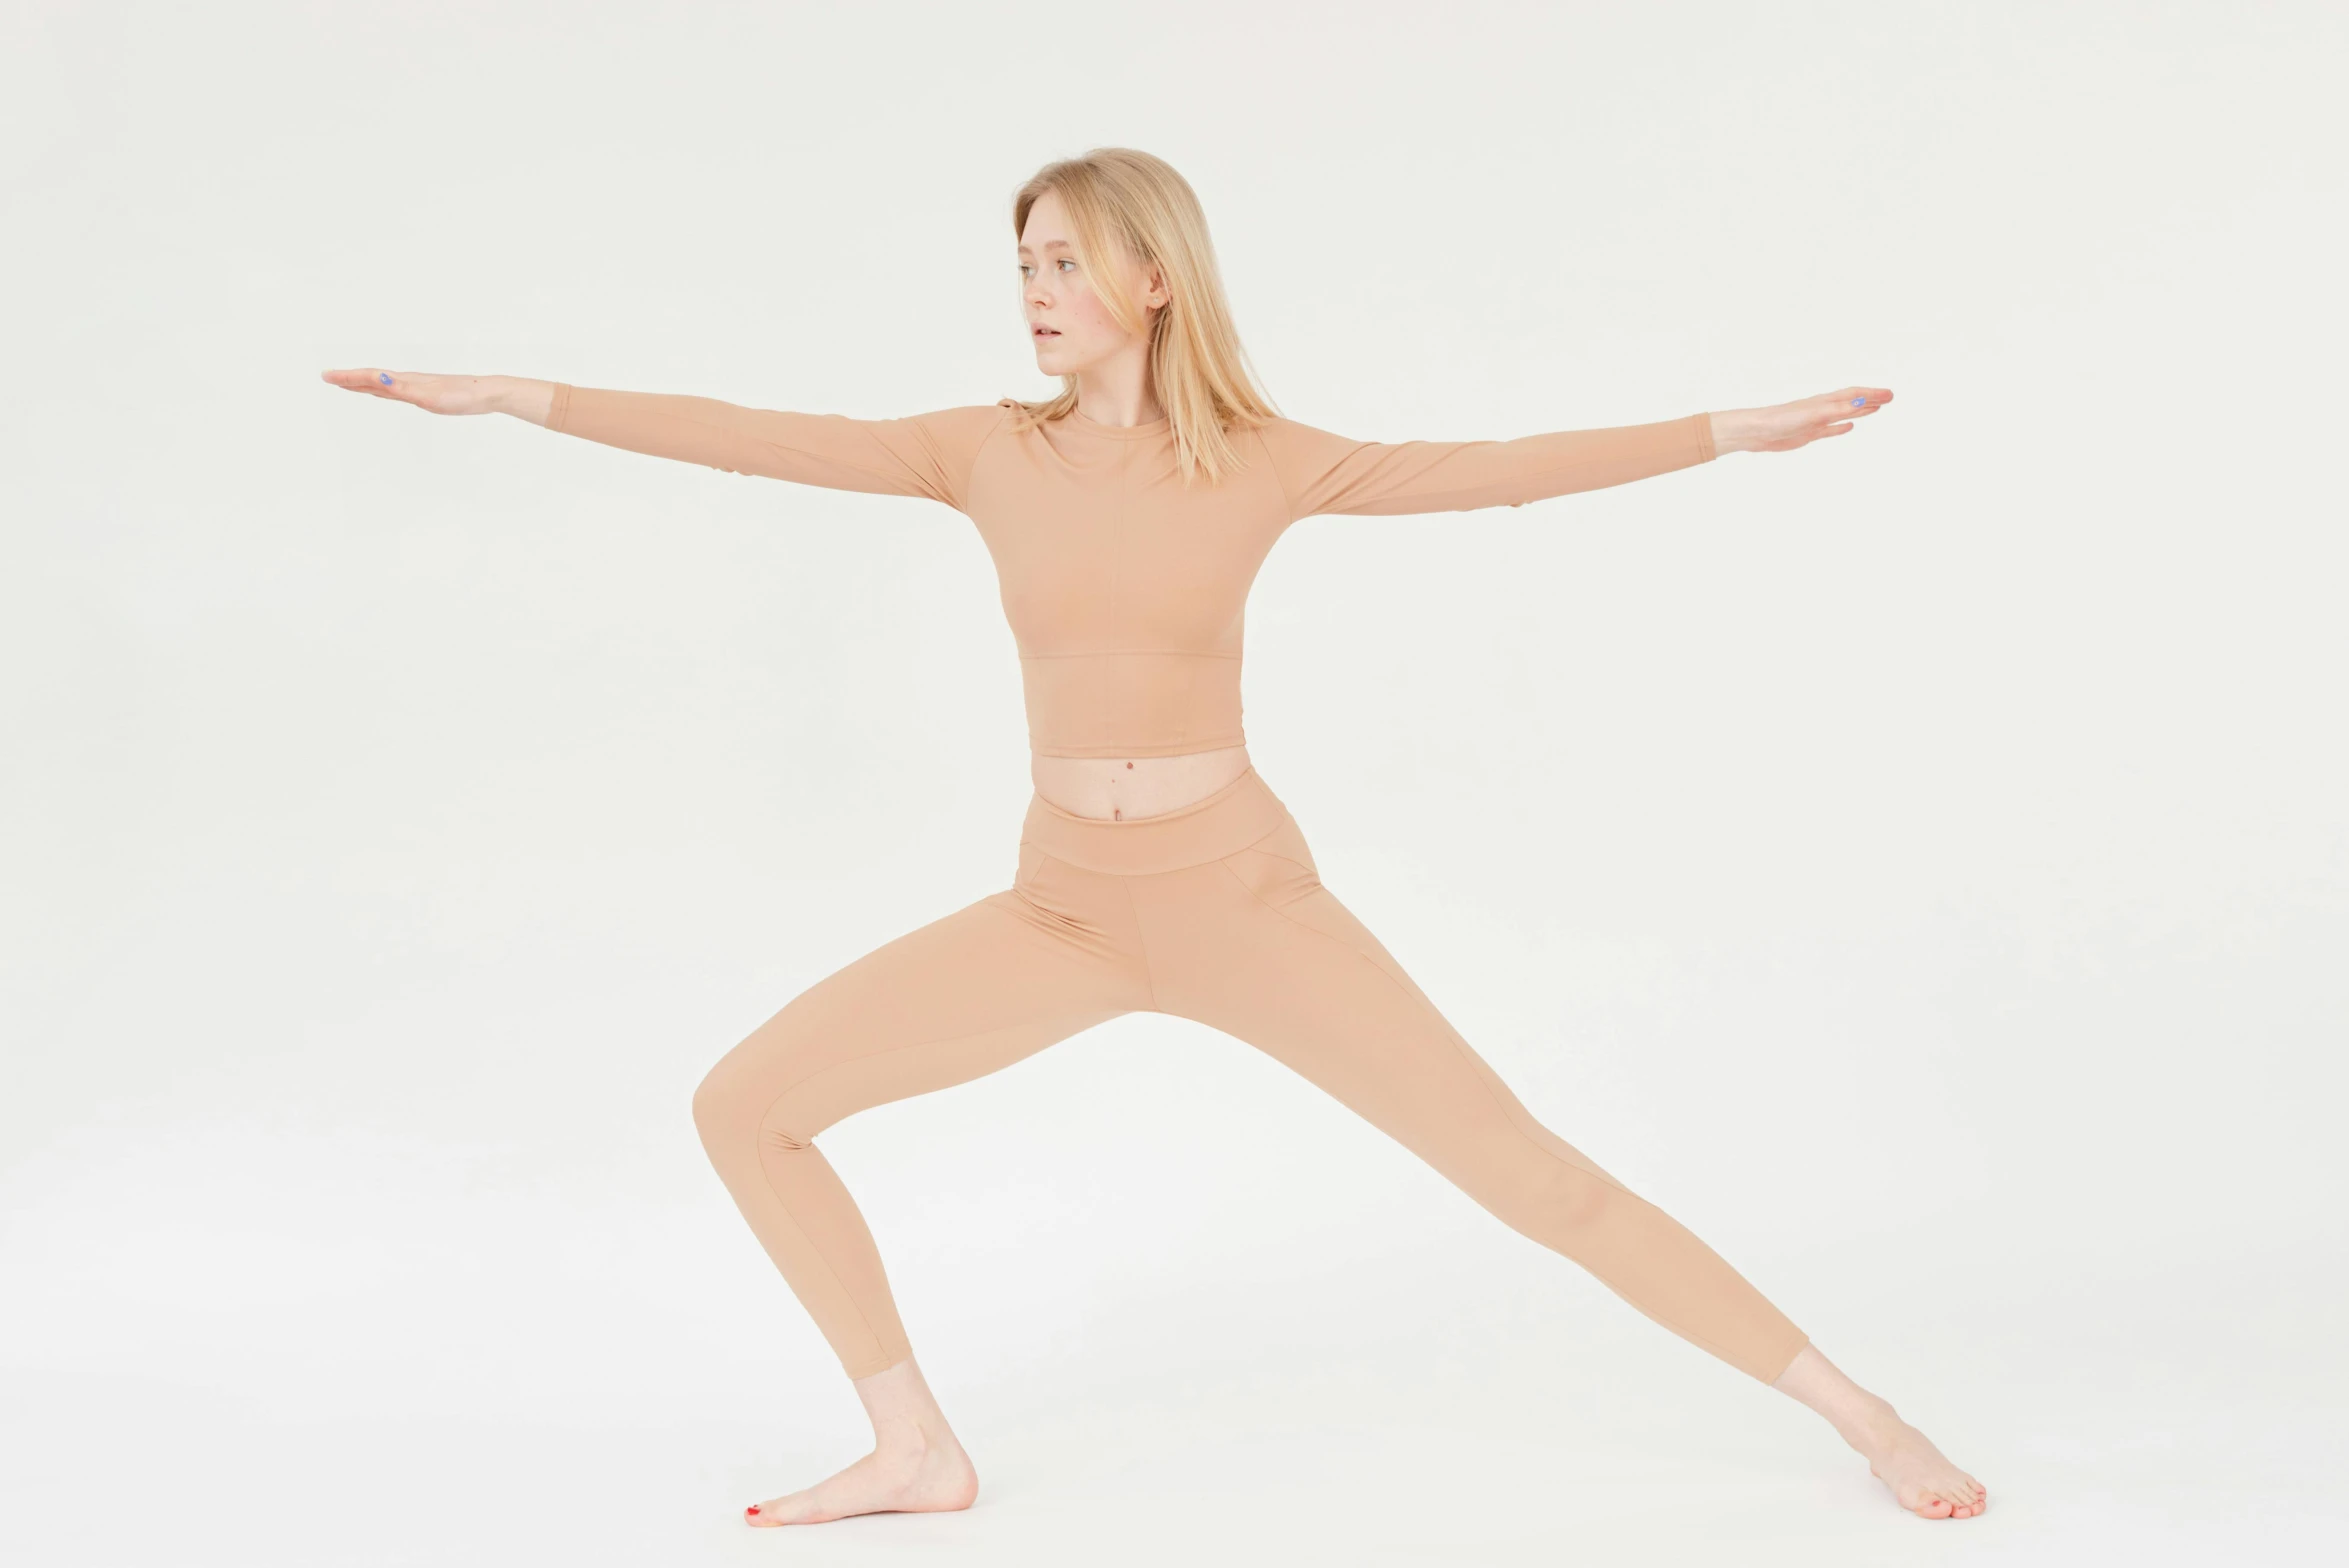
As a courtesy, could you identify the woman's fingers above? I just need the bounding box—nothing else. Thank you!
[1745,387,1890,451]
[318,368,490,414]
[321,366,423,403]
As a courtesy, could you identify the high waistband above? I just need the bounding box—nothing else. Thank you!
[1020,765,1293,876]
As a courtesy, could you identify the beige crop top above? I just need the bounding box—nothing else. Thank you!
[544,383,1717,758]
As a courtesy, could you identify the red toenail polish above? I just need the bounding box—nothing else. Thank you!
[746,1505,760,1514]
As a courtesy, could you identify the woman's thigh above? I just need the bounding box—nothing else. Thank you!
[697,855,1156,1145]
[1137,818,1623,1198]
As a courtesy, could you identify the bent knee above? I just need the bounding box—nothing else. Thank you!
[691,1047,822,1153]
[689,1063,740,1146]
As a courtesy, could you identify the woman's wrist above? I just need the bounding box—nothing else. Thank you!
[491,377,558,424]
[1706,409,1754,456]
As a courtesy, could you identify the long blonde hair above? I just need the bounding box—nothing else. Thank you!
[1007,148,1280,485]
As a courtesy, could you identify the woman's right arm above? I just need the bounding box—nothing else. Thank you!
[320,368,1009,511]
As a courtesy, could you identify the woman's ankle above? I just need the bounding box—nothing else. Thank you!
[1774,1344,1889,1429]
[851,1356,959,1454]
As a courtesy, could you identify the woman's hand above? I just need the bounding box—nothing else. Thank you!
[1707,387,1893,456]
[318,369,555,423]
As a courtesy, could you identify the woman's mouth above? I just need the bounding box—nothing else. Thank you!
[1034,326,1061,337]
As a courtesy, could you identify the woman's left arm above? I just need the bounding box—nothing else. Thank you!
[1262,386,1893,521]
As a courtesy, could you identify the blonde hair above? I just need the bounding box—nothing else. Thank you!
[1007,148,1280,485]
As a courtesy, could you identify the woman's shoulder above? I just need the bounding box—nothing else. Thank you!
[900,399,1022,445]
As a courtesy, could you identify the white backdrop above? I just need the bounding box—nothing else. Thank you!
[4,3,2343,1563]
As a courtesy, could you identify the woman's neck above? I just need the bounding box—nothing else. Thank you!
[1072,356,1163,429]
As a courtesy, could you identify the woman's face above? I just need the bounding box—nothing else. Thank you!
[1018,188,1166,379]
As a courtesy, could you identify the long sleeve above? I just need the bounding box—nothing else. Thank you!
[1257,410,1717,521]
[544,384,1013,512]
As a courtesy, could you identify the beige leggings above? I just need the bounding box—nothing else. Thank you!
[690,767,1809,1385]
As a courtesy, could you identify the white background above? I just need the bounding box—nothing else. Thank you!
[4,2,2344,1563]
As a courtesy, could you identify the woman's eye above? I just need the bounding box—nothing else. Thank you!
[1057,258,1075,271]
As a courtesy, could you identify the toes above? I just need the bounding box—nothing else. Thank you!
[1935,1484,1988,1519]
[1915,1495,1953,1518]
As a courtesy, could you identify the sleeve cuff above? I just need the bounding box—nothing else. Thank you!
[547,382,574,432]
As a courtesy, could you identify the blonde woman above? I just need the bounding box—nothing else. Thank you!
[324,147,1983,1528]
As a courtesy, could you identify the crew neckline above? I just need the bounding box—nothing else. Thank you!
[1061,406,1171,440]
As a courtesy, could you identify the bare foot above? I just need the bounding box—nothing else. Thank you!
[1772,1344,1985,1520]
[1846,1399,1986,1520]
[744,1436,978,1527]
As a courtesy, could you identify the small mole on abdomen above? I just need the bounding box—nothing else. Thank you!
[1112,809,1122,820]
[1125,761,1133,769]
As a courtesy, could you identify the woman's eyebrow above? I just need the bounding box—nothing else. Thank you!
[1015,240,1074,256]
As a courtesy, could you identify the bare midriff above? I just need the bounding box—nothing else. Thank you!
[1029,743,1253,822]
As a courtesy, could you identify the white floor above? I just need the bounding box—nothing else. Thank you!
[7,1213,2341,1567]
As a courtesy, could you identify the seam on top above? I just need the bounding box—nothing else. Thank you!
[645,403,951,502]
[957,401,1017,511]
[550,388,946,504]
[1311,418,1712,517]
[1258,424,1301,525]
[1029,734,1248,759]
[1334,450,1706,516]
[1020,649,1242,661]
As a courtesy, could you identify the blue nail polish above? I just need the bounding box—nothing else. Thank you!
[379,373,392,385]
[1851,396,1866,407]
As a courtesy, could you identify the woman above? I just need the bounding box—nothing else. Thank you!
[324,146,1983,1527]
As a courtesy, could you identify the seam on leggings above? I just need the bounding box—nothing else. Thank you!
[1233,820,1296,859]
[1211,859,1634,1201]
[1212,859,1794,1378]
[758,905,1127,1117]
[737,1120,893,1373]
[746,903,1109,1370]
[1118,878,1162,1012]
[764,1003,1122,1127]
[1028,819,1294,880]
[748,995,1116,1370]
[1247,846,1318,880]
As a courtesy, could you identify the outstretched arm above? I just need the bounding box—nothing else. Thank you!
[319,368,1009,511]
[1261,386,1892,521]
